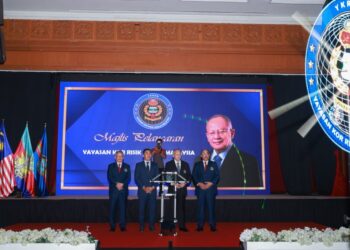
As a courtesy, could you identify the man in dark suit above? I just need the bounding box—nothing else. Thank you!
[107,150,131,232]
[192,149,219,232]
[164,149,191,232]
[206,114,262,188]
[134,148,159,232]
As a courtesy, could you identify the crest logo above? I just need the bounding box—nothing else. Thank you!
[306,1,350,152]
[133,93,173,130]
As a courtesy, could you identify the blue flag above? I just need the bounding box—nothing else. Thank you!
[33,126,48,197]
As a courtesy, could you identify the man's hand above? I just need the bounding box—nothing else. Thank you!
[116,182,124,191]
[143,186,155,193]
[176,183,185,189]
[204,182,213,189]
[197,182,207,190]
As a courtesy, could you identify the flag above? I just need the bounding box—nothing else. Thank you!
[33,125,48,197]
[0,121,15,198]
[14,124,34,197]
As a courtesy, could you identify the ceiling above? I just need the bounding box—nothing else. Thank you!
[3,0,325,24]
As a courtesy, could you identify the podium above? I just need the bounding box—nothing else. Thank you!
[151,171,188,236]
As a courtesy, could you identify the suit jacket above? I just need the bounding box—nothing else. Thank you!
[192,160,219,196]
[164,159,191,195]
[218,146,262,187]
[107,162,131,195]
[134,161,159,196]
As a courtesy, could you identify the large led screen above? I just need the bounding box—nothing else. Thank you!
[56,81,270,195]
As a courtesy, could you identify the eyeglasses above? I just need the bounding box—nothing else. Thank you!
[206,129,230,137]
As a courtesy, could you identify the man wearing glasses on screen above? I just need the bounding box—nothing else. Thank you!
[206,114,262,188]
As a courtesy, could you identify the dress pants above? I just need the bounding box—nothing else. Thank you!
[109,190,127,229]
[138,190,157,229]
[196,189,216,228]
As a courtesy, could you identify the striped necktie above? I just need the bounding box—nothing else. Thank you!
[214,155,222,168]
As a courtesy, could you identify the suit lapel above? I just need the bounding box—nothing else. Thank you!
[180,160,186,172]
[220,147,242,185]
[119,163,125,174]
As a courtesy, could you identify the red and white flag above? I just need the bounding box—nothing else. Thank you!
[0,121,15,198]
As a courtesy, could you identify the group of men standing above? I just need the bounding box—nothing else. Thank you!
[107,114,262,233]
[107,139,219,233]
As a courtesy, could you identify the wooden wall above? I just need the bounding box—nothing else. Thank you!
[0,20,308,73]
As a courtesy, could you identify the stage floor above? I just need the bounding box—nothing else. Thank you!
[1,195,348,229]
[6,222,326,249]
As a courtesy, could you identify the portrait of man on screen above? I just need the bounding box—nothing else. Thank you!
[205,114,262,188]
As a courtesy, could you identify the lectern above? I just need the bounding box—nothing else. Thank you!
[151,171,188,236]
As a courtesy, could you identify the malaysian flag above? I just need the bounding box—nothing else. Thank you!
[0,121,15,198]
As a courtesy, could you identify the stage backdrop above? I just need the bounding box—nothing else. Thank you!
[56,82,270,195]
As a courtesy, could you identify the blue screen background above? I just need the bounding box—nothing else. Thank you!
[56,82,270,195]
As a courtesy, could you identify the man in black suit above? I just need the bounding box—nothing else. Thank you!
[164,149,191,232]
[206,114,262,188]
[192,149,219,232]
[107,150,131,232]
[134,148,159,232]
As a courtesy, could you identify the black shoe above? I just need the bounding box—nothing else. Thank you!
[139,226,144,232]
[179,227,188,232]
[210,225,216,232]
[196,227,203,232]
[149,226,155,232]
[120,226,126,232]
[109,227,115,232]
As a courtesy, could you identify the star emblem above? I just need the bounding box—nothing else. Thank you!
[309,78,314,85]
[308,60,314,69]
[309,44,316,52]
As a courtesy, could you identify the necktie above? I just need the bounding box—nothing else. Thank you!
[176,162,181,173]
[214,155,222,168]
[118,163,121,173]
[146,162,150,171]
[204,161,208,171]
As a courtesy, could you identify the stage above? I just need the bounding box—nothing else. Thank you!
[6,222,327,250]
[0,195,348,231]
